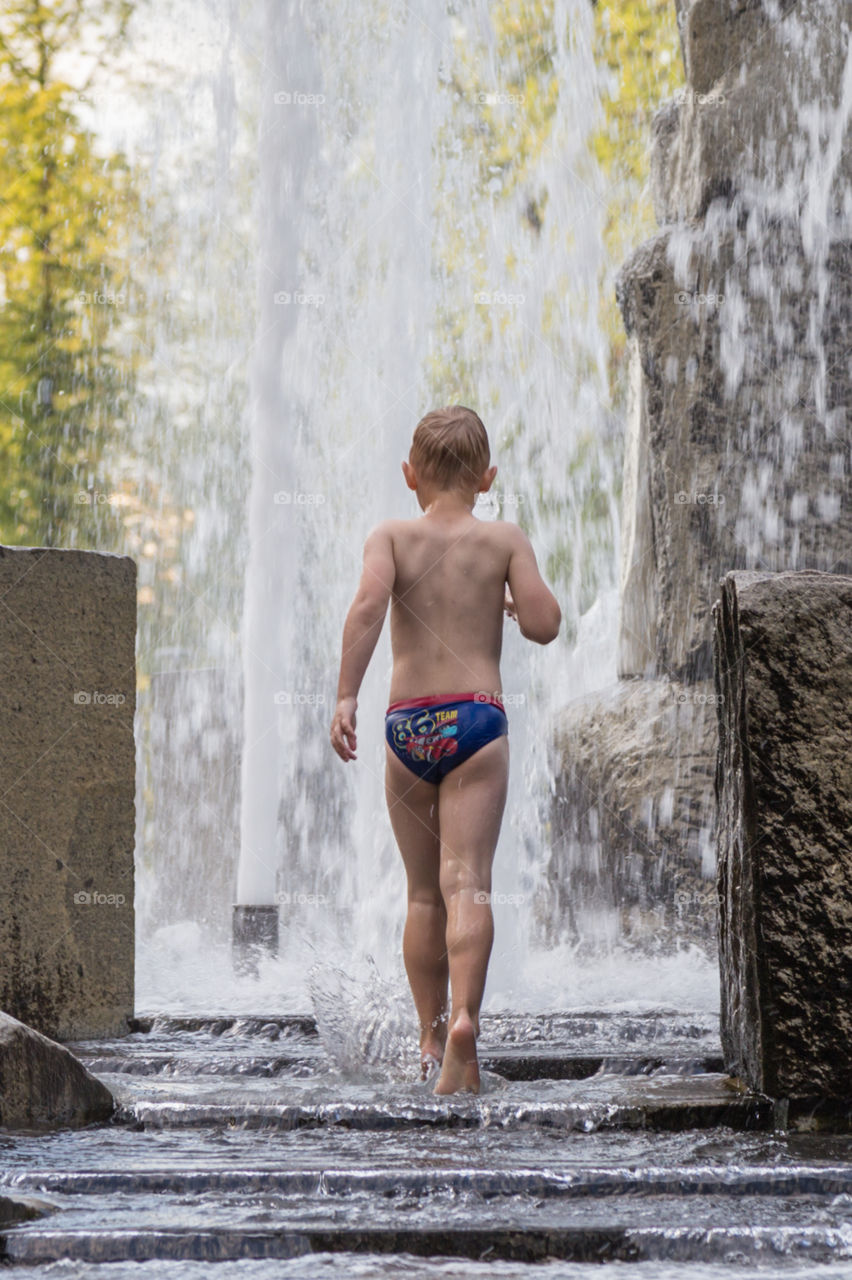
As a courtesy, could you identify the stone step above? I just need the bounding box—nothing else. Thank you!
[103,1072,771,1133]
[5,1011,850,1272]
[4,1222,852,1265]
[127,1010,720,1047]
[480,1049,724,1081]
[128,1015,319,1037]
[8,1164,852,1198]
[74,1048,724,1081]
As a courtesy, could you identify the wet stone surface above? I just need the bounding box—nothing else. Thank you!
[1,1011,852,1273]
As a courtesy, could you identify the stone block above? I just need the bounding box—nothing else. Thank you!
[654,1,850,225]
[0,546,136,1040]
[616,224,852,680]
[714,569,852,1097]
[548,677,718,947]
[0,1009,114,1130]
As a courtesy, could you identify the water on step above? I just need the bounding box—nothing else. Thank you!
[2,1013,852,1274]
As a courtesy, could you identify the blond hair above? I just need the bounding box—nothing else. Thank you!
[409,404,490,492]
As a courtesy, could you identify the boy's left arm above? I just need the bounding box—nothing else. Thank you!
[330,523,396,762]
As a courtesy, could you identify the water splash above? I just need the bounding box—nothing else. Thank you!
[308,957,419,1082]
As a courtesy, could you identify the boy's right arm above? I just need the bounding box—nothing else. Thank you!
[505,525,561,644]
[330,522,396,762]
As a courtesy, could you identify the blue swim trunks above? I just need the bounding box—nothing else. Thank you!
[385,691,508,783]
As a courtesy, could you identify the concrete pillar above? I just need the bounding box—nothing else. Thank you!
[0,546,136,1040]
[714,569,852,1097]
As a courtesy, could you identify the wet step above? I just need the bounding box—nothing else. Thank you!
[102,1071,770,1133]
[124,1009,721,1050]
[68,1008,723,1084]
[9,1163,852,1197]
[67,1009,753,1136]
[73,1048,723,1082]
[4,1010,852,1273]
[6,1221,852,1265]
[479,1049,724,1080]
[5,1159,852,1263]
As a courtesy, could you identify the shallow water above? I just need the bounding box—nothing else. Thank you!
[2,1011,852,1273]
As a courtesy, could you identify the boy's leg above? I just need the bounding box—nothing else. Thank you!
[434,733,509,1095]
[384,744,447,1071]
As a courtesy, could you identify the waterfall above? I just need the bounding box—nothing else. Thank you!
[102,0,719,1013]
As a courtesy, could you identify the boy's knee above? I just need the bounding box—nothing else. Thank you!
[440,867,490,900]
[408,889,445,911]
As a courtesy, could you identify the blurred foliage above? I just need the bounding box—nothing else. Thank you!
[0,0,137,546]
[591,0,684,391]
[432,0,683,401]
[0,0,684,628]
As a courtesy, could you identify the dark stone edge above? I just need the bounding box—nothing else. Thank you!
[110,1096,774,1134]
[6,1221,852,1264]
[0,1225,643,1264]
[78,1051,724,1082]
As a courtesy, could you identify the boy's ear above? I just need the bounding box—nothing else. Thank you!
[401,459,418,490]
[479,464,498,492]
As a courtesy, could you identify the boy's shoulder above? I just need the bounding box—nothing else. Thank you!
[366,515,527,537]
[478,518,529,548]
[363,517,529,553]
[363,518,410,542]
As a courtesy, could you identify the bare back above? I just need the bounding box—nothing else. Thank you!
[386,514,511,702]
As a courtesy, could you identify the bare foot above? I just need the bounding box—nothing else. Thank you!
[433,1010,479,1095]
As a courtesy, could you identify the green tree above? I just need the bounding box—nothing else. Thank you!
[0,0,137,545]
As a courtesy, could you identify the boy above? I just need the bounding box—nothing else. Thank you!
[330,405,561,1094]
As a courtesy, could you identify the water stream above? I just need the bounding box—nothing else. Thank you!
[76,0,719,1015]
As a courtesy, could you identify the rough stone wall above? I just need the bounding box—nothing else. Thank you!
[616,225,852,678]
[549,677,717,950]
[714,570,852,1097]
[552,0,850,941]
[0,547,136,1040]
[619,0,851,678]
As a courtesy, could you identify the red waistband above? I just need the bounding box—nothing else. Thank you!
[386,691,507,714]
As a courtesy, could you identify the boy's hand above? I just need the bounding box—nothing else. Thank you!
[330,696,358,762]
[504,584,518,622]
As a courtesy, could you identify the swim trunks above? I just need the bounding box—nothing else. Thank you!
[385,691,508,783]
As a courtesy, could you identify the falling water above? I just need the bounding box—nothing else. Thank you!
[91,0,721,1015]
[232,0,633,1009]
